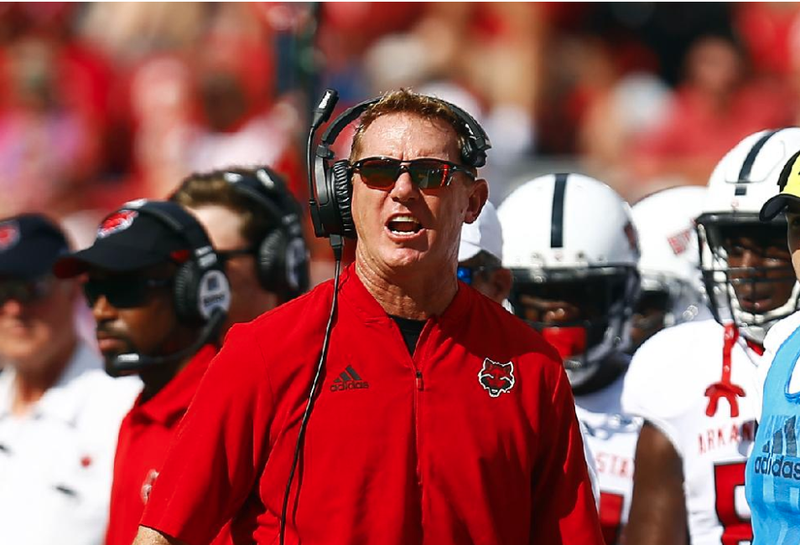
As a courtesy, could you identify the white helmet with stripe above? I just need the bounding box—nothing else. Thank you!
[498,173,640,389]
[696,128,800,343]
[631,185,709,334]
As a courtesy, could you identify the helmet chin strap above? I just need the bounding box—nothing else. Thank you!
[704,322,747,417]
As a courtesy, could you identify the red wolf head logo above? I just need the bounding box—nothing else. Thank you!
[478,358,515,398]
[98,210,138,238]
[0,222,20,251]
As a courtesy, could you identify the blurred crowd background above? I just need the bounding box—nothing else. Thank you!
[2,2,799,276]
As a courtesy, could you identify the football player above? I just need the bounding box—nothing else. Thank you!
[629,185,710,352]
[499,173,642,544]
[622,128,800,545]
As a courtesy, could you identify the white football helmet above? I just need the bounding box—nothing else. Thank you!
[499,173,640,389]
[696,128,800,343]
[631,185,709,330]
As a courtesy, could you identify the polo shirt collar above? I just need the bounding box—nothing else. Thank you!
[0,341,103,425]
[339,263,473,325]
[133,344,217,426]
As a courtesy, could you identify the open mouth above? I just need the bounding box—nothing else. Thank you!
[386,215,423,236]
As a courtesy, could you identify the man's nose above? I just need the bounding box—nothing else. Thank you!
[91,295,118,321]
[0,297,23,317]
[390,170,418,201]
[543,304,579,324]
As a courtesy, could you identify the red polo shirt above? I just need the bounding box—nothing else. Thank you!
[104,345,222,545]
[141,265,603,544]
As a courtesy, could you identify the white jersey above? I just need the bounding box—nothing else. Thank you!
[575,369,642,545]
[0,342,140,545]
[622,318,760,545]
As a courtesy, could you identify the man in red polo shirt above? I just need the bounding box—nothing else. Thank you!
[54,200,232,545]
[134,90,603,545]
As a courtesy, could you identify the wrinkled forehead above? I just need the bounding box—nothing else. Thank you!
[356,113,462,162]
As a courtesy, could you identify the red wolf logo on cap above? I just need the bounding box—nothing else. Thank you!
[478,358,516,398]
[0,222,20,251]
[98,210,137,239]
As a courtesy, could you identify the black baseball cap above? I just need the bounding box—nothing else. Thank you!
[0,213,70,280]
[54,206,191,278]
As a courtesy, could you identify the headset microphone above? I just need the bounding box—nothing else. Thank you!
[109,309,226,376]
[311,88,338,130]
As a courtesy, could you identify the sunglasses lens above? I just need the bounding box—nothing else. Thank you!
[409,160,448,189]
[0,278,52,306]
[358,160,400,188]
[83,278,150,309]
[457,266,473,285]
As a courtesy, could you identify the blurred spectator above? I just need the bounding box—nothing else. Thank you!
[0,35,105,217]
[0,213,138,545]
[630,34,792,193]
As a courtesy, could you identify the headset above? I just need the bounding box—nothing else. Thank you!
[219,167,310,299]
[279,89,491,544]
[306,88,492,247]
[110,200,231,375]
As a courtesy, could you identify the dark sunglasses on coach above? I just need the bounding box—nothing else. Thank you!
[83,276,172,309]
[0,276,55,306]
[351,156,476,190]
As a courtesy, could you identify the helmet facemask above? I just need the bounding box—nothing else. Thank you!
[696,213,798,343]
[510,265,640,388]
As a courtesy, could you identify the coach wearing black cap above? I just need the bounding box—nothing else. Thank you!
[54,200,231,545]
[0,213,139,545]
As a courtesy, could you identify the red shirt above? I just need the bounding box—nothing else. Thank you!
[105,345,218,545]
[141,265,603,544]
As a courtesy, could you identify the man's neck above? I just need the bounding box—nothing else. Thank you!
[355,256,458,320]
[11,337,78,417]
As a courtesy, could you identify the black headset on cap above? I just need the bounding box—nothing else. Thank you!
[306,89,492,248]
[279,89,492,544]
[216,167,310,299]
[110,200,231,376]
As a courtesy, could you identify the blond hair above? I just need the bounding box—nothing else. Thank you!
[349,89,473,169]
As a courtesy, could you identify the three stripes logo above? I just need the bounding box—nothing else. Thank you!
[752,415,800,481]
[330,365,370,392]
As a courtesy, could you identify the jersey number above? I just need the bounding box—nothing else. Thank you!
[599,491,624,545]
[714,462,752,545]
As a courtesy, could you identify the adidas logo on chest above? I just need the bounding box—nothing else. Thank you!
[330,365,370,392]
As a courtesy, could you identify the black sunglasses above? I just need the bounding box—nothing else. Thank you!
[83,276,172,309]
[217,246,255,265]
[351,156,476,190]
[0,277,55,306]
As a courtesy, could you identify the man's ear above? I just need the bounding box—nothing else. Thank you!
[465,178,489,224]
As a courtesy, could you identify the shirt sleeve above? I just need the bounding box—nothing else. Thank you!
[530,362,604,544]
[140,325,275,545]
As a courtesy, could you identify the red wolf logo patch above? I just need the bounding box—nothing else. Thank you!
[0,221,20,251]
[478,358,516,398]
[98,210,137,238]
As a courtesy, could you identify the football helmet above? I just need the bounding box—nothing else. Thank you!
[631,185,708,337]
[499,173,640,389]
[696,128,800,343]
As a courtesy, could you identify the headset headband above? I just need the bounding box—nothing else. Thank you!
[317,95,491,168]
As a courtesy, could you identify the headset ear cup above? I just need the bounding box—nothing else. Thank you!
[257,230,287,293]
[331,160,355,238]
[173,263,199,322]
